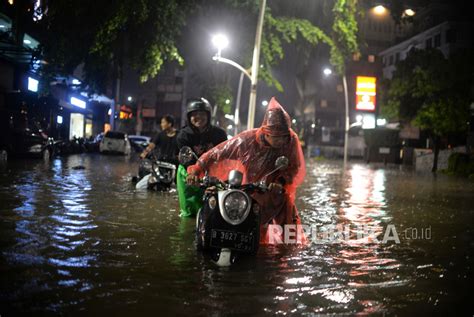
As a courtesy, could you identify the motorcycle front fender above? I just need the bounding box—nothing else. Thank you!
[135,174,151,190]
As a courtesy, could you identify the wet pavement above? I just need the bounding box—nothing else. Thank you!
[0,153,473,315]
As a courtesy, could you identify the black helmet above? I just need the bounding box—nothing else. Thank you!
[186,98,212,123]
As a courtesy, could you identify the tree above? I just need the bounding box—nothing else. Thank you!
[188,0,359,120]
[257,0,359,90]
[36,0,359,104]
[380,48,473,171]
[37,0,195,93]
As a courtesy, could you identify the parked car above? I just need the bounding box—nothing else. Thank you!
[99,131,131,155]
[128,135,151,152]
[0,108,54,161]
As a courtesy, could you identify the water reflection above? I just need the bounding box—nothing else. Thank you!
[266,163,400,314]
[0,157,472,315]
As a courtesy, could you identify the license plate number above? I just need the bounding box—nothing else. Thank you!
[210,229,254,251]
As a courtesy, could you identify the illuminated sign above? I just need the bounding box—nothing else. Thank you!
[119,112,133,119]
[119,105,133,119]
[56,115,63,124]
[28,77,39,92]
[356,76,376,111]
[70,97,86,109]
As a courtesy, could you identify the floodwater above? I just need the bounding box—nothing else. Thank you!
[0,154,473,315]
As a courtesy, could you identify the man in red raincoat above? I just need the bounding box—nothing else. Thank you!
[187,97,306,244]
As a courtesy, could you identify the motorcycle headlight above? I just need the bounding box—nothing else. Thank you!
[222,191,250,225]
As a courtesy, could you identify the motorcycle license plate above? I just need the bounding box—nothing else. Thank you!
[210,229,254,252]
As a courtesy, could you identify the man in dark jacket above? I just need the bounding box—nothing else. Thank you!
[176,98,227,217]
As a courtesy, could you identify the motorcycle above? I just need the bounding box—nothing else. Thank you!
[178,146,289,267]
[135,153,177,191]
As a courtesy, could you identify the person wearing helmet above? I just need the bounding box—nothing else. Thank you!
[186,97,306,244]
[176,98,228,217]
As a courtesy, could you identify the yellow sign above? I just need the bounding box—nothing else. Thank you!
[356,76,376,111]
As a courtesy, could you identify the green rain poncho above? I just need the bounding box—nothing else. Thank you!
[176,164,204,217]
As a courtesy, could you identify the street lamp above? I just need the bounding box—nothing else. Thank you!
[324,67,350,168]
[403,8,415,17]
[373,5,387,15]
[323,68,332,76]
[212,34,229,57]
[211,0,266,132]
[212,34,251,135]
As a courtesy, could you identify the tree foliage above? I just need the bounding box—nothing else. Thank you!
[204,84,233,115]
[380,48,472,137]
[37,0,359,97]
[258,0,359,91]
[37,0,195,93]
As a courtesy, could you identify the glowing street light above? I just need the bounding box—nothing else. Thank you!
[261,100,268,107]
[210,0,266,133]
[212,34,229,56]
[373,5,387,15]
[404,8,415,16]
[211,35,251,135]
[323,68,332,76]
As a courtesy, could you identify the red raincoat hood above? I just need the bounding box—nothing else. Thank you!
[259,97,292,137]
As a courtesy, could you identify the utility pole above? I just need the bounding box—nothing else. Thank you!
[246,0,266,130]
[342,74,349,168]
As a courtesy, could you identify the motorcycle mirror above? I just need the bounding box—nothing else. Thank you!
[178,146,198,165]
[275,156,289,170]
[261,156,289,182]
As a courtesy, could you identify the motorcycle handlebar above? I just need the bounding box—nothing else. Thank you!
[195,178,268,193]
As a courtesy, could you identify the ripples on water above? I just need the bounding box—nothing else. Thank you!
[0,155,473,315]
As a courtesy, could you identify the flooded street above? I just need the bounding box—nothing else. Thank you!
[0,154,473,315]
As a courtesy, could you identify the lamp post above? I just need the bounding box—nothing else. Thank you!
[247,0,266,130]
[212,35,251,135]
[324,67,350,168]
[211,0,266,132]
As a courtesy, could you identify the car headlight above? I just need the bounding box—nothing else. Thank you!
[222,191,250,225]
